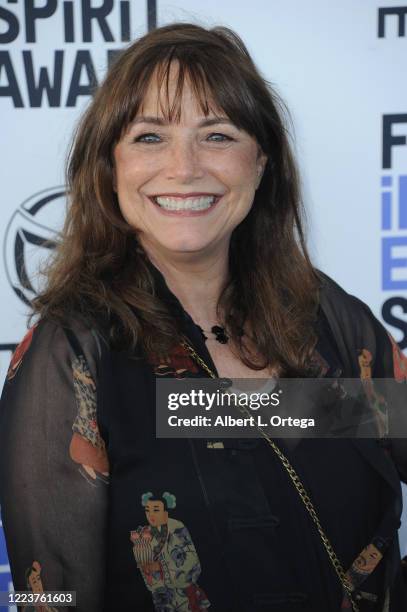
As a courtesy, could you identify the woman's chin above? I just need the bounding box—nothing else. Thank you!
[155,239,217,257]
[168,245,213,256]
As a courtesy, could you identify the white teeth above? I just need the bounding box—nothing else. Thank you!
[154,196,216,211]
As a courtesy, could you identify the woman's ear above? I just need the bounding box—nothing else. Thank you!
[256,152,267,189]
[112,167,117,193]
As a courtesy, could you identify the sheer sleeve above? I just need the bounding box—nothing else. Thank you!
[319,273,407,484]
[345,297,407,485]
[0,319,109,611]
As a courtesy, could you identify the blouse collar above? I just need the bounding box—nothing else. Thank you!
[144,257,220,376]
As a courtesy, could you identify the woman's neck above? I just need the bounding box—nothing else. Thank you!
[143,245,229,327]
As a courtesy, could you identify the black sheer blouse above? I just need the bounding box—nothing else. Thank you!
[1,269,407,612]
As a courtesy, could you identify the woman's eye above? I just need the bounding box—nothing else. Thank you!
[133,132,161,143]
[207,132,233,142]
[132,132,233,144]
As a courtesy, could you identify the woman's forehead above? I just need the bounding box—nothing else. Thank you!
[136,62,223,123]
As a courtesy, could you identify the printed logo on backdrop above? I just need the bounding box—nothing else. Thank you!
[0,0,157,108]
[4,187,66,305]
[379,6,407,348]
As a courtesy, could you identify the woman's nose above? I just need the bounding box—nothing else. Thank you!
[165,139,204,182]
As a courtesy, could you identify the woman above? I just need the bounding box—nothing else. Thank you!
[0,22,406,612]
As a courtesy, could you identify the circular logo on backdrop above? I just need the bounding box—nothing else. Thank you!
[4,187,67,305]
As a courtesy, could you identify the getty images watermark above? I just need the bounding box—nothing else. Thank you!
[156,377,407,439]
[165,386,314,430]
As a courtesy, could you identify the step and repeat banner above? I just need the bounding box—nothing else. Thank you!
[0,0,406,606]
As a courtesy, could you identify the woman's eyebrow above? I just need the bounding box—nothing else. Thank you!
[130,116,234,128]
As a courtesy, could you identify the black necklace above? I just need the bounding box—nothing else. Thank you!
[197,325,244,344]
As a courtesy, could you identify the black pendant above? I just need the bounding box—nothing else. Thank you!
[197,325,229,343]
[211,325,229,344]
[197,324,244,344]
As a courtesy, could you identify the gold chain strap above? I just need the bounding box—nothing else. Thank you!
[180,338,359,612]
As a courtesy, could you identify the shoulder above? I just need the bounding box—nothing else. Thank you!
[317,271,394,376]
[5,316,108,386]
[317,271,382,338]
[318,271,375,325]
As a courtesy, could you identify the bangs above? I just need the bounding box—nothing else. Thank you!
[117,43,261,138]
[141,56,222,122]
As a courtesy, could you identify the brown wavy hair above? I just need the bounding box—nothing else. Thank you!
[32,22,321,375]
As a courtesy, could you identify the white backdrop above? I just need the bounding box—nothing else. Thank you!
[1,0,406,604]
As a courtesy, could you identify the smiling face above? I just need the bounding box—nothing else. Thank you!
[113,61,267,262]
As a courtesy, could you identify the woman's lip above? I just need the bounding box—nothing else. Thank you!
[148,194,223,216]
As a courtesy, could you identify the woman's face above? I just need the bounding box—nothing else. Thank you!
[113,62,266,261]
